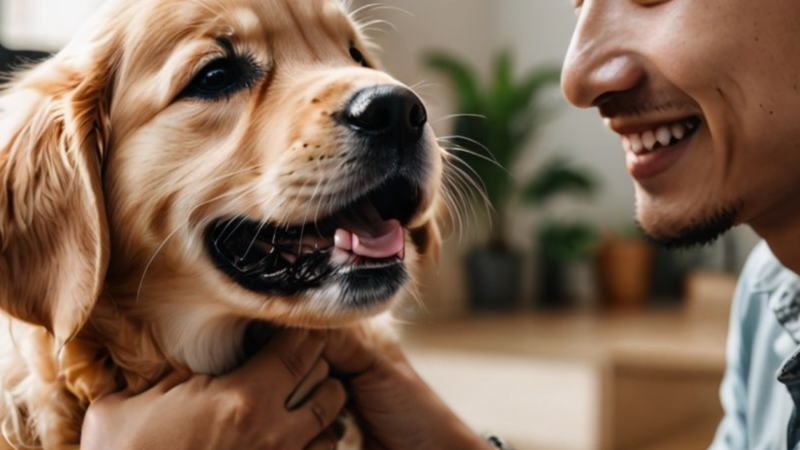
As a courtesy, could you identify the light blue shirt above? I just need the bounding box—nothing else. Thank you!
[711,242,800,450]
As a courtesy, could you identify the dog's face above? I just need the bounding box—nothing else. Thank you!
[0,0,442,347]
[103,0,442,327]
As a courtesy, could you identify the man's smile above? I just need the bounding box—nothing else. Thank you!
[604,113,703,180]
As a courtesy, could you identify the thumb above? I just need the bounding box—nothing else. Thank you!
[322,329,380,377]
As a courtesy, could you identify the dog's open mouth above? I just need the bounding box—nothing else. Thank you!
[205,176,422,301]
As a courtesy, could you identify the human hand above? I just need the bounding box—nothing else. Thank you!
[81,329,346,450]
[324,329,491,450]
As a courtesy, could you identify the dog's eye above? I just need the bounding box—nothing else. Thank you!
[349,45,369,68]
[180,56,259,101]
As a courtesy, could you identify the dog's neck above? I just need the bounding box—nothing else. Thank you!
[82,296,281,401]
[153,303,253,375]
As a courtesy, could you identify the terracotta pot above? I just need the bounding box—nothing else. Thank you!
[596,236,654,311]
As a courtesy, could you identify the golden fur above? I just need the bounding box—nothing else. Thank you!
[0,0,444,447]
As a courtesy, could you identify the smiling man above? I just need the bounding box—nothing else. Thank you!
[561,0,800,448]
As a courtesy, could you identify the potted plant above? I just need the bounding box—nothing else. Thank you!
[536,221,599,308]
[596,230,655,311]
[522,156,600,307]
[424,50,562,311]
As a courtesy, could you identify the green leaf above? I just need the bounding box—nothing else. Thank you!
[422,49,567,247]
[511,66,561,115]
[423,51,485,114]
[491,50,514,104]
[538,221,599,262]
[522,156,598,206]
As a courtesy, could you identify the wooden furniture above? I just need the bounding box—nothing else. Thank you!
[400,312,728,449]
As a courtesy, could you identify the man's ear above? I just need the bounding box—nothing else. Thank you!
[0,45,114,343]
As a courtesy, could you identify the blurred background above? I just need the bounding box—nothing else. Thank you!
[0,0,762,448]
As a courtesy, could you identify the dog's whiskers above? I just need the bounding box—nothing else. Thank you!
[136,165,265,304]
[430,113,487,125]
[441,171,472,242]
[439,152,494,242]
[295,156,331,255]
[357,19,398,34]
[349,3,413,21]
[407,80,441,97]
[437,135,498,162]
[442,149,494,209]
[311,157,351,237]
[241,218,268,261]
[400,276,427,315]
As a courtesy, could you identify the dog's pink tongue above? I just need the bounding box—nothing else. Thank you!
[335,219,405,259]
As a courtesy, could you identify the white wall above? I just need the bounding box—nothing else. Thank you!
[359,0,634,232]
[492,0,635,231]
[0,0,106,50]
[353,0,493,136]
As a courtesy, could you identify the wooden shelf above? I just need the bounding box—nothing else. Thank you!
[400,311,728,449]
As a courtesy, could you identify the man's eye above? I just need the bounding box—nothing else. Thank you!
[180,56,260,101]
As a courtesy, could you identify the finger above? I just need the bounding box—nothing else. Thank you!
[88,391,128,410]
[154,369,192,393]
[323,329,379,376]
[286,359,329,411]
[231,329,326,387]
[304,428,340,450]
[293,378,347,443]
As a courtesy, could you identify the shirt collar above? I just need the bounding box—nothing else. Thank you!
[770,276,800,345]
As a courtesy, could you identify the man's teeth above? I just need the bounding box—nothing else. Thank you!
[656,127,671,147]
[641,130,656,151]
[671,123,685,140]
[622,119,697,154]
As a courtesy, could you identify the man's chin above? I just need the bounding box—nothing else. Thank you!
[637,204,741,249]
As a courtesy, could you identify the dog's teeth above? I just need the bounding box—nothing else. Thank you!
[281,252,298,264]
[255,241,275,253]
[331,248,353,265]
[301,235,333,249]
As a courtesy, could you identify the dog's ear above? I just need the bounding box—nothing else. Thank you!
[0,41,115,343]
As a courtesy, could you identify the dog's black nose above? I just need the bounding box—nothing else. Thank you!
[341,85,427,144]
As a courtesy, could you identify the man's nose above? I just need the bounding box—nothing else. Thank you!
[561,5,645,108]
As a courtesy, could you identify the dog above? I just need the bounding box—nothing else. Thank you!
[0,0,447,447]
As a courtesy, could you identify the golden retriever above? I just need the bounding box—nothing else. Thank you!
[0,0,445,447]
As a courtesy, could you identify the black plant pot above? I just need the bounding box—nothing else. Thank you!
[466,248,523,312]
[537,254,569,309]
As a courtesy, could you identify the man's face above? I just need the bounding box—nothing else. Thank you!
[562,0,800,247]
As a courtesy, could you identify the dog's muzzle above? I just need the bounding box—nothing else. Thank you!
[341,84,428,146]
[204,84,432,309]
